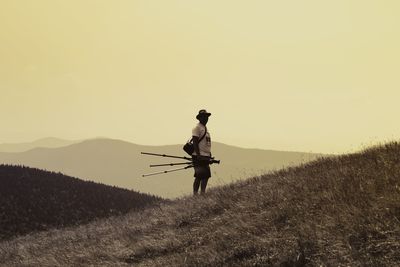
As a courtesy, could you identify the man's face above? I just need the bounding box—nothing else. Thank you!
[199,116,209,125]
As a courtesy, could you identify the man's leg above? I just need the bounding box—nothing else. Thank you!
[193,177,201,195]
[200,178,209,194]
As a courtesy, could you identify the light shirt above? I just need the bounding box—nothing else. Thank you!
[192,123,211,156]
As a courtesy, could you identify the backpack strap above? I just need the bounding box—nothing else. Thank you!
[199,126,207,143]
[191,126,207,143]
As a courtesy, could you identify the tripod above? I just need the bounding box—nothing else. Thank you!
[141,152,220,177]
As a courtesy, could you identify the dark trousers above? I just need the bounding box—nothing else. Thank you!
[193,177,209,195]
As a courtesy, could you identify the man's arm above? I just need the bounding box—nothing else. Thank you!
[192,136,200,156]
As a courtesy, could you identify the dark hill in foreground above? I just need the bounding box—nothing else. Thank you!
[0,165,162,240]
[0,142,399,266]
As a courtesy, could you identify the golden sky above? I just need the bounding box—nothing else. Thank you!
[1,0,399,153]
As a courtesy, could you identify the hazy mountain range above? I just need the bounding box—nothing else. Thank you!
[0,138,323,198]
[0,137,78,153]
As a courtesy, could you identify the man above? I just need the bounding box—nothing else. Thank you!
[192,109,212,195]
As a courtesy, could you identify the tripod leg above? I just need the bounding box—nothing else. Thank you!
[142,165,194,177]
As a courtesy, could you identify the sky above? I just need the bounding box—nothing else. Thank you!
[1,0,399,154]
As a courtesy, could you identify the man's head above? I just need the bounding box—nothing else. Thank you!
[196,109,211,125]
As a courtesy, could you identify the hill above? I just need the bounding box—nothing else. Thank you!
[0,165,162,241]
[0,138,322,198]
[0,142,399,266]
[0,137,77,153]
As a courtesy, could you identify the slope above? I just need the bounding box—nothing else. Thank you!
[0,165,162,241]
[0,142,399,266]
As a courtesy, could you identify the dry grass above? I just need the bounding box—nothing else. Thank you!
[1,142,399,266]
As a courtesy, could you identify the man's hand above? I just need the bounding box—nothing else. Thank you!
[192,155,210,164]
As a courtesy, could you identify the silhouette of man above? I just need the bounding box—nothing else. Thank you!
[192,109,212,195]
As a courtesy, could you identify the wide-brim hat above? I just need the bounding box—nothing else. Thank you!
[196,109,212,119]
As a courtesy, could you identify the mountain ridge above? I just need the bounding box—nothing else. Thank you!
[0,137,79,153]
[1,136,326,154]
[0,138,324,198]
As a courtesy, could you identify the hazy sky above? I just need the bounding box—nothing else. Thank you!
[1,0,399,154]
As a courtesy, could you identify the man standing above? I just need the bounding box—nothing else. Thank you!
[192,109,212,195]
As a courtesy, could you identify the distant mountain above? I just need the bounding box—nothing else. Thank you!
[0,138,323,198]
[0,137,78,152]
[0,164,162,240]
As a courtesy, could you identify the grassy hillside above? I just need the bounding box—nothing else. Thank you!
[0,142,399,266]
[0,165,162,241]
[0,138,322,198]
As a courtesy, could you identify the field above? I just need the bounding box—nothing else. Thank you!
[0,142,399,266]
